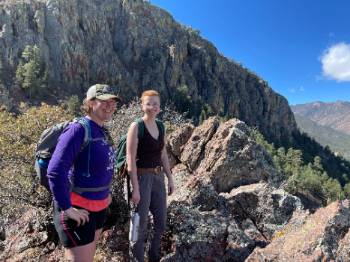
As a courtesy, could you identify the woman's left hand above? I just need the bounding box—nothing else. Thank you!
[168,177,175,196]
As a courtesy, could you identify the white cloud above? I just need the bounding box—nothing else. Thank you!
[321,42,350,82]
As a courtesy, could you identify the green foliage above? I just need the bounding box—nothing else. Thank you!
[65,95,81,117]
[251,128,344,204]
[290,131,350,186]
[15,45,48,99]
[173,85,192,114]
[173,85,212,122]
[0,104,72,213]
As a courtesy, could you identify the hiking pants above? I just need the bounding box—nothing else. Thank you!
[131,172,167,262]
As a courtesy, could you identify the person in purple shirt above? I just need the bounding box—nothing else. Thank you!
[47,84,118,262]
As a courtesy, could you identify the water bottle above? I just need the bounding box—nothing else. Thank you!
[129,211,140,242]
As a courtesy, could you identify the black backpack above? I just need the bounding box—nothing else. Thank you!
[34,118,90,190]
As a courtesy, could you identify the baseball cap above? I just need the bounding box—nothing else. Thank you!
[86,84,119,101]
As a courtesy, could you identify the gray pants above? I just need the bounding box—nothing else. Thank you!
[131,173,167,262]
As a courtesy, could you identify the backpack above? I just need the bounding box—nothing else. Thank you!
[115,118,164,203]
[34,117,91,191]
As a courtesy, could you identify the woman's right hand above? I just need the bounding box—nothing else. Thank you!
[64,207,90,226]
[131,189,140,205]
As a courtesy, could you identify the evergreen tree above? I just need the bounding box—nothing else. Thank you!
[15,45,48,99]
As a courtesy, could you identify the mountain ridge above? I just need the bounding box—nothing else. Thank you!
[291,100,350,135]
[294,114,350,160]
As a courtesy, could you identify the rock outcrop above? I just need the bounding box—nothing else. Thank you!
[0,0,296,143]
[163,117,303,261]
[247,200,350,261]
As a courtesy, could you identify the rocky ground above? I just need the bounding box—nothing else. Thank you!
[2,117,350,261]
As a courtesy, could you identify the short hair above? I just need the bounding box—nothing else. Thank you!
[140,90,160,103]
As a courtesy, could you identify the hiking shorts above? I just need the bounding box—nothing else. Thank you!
[53,203,107,248]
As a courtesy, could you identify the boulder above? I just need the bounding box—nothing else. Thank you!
[167,123,195,158]
[196,118,277,193]
[247,200,350,261]
[180,117,220,171]
[221,183,303,240]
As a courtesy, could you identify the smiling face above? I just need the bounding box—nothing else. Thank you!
[88,98,117,125]
[141,95,160,118]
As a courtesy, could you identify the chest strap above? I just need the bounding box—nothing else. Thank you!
[71,183,111,195]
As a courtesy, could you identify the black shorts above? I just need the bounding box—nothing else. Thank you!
[53,203,107,248]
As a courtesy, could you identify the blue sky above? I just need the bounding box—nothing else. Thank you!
[151,0,350,105]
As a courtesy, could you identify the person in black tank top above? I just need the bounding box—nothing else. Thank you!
[126,90,175,262]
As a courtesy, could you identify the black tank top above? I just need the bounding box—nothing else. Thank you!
[136,122,164,168]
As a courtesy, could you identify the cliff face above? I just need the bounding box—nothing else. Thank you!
[0,0,296,142]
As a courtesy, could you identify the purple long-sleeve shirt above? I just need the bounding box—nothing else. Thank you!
[47,117,115,210]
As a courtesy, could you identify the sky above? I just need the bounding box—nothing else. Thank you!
[151,0,350,105]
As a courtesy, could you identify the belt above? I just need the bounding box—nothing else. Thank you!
[137,166,163,175]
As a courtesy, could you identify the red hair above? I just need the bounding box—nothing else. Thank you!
[140,90,160,103]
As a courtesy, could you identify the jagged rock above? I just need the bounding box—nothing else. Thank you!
[247,201,350,261]
[167,123,195,158]
[336,225,350,260]
[0,0,297,144]
[164,119,305,261]
[163,203,255,262]
[166,123,194,169]
[166,149,178,170]
[0,208,59,262]
[221,183,303,240]
[196,118,277,193]
[180,117,220,171]
[167,163,191,203]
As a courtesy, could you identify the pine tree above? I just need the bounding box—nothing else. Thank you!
[15,45,48,99]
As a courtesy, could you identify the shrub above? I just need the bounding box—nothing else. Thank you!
[0,104,72,216]
[65,95,82,117]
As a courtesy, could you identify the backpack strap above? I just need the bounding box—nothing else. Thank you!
[135,118,164,140]
[135,118,144,139]
[75,117,91,148]
[155,119,165,138]
[74,117,92,177]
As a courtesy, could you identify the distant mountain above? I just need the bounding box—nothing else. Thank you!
[294,114,350,160]
[291,101,350,135]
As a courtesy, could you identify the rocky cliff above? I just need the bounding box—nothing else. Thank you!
[0,0,296,143]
